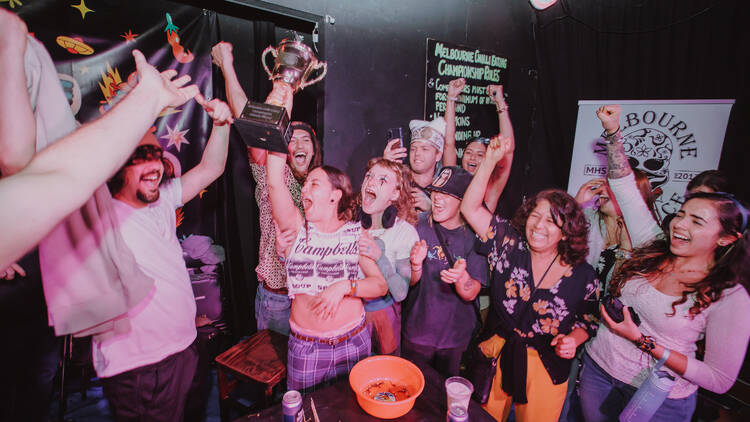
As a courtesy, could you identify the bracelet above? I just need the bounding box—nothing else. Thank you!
[601,126,620,139]
[349,280,357,297]
[656,348,671,368]
[634,334,656,352]
[496,103,508,113]
[447,95,459,102]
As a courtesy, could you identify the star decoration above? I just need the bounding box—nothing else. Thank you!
[78,65,89,75]
[121,29,138,44]
[1,0,23,9]
[160,124,190,152]
[71,0,94,20]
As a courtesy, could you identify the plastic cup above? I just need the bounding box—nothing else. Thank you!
[445,376,473,411]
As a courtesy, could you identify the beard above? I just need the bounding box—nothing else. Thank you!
[136,187,160,204]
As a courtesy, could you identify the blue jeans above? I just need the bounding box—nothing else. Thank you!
[255,284,291,335]
[579,352,696,422]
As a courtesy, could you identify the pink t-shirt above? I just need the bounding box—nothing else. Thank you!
[92,180,197,378]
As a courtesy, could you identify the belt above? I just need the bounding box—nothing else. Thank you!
[261,282,288,295]
[290,320,366,346]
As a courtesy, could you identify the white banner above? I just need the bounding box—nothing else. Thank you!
[567,100,735,220]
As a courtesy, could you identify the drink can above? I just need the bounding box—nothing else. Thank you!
[282,390,305,422]
[447,403,469,422]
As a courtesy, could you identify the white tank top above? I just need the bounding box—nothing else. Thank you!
[286,221,364,297]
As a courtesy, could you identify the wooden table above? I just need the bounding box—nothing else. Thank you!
[233,362,494,421]
[216,330,288,421]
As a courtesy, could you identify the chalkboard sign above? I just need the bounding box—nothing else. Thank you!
[424,38,508,159]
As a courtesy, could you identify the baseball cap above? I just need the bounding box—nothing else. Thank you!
[427,166,472,200]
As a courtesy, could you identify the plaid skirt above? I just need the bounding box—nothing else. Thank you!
[287,317,371,392]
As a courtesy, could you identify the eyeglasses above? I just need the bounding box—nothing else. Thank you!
[126,145,163,166]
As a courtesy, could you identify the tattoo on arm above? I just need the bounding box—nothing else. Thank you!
[606,133,632,179]
[462,279,476,291]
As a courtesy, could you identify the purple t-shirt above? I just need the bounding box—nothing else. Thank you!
[402,215,487,349]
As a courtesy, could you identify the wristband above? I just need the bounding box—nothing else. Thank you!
[496,103,508,113]
[601,127,621,140]
[447,95,459,102]
[655,348,671,368]
[634,334,656,352]
[349,280,357,297]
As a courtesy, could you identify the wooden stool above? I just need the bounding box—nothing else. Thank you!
[215,329,288,421]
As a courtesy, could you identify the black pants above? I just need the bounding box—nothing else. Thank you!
[0,251,60,422]
[101,341,198,422]
[402,339,465,378]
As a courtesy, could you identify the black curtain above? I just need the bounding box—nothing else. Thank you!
[214,14,276,339]
[532,0,749,200]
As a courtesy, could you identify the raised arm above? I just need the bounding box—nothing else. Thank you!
[461,135,511,237]
[0,49,199,268]
[266,151,303,239]
[596,104,661,245]
[0,11,35,176]
[180,95,233,204]
[212,43,294,166]
[596,105,631,180]
[442,78,465,167]
[211,42,247,118]
[484,85,515,213]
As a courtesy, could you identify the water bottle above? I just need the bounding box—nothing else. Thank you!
[619,349,675,422]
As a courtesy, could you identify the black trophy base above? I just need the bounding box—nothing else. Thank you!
[234,101,291,154]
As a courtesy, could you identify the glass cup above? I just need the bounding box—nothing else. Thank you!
[445,376,473,412]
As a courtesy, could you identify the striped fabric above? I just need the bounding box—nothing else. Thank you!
[286,319,371,392]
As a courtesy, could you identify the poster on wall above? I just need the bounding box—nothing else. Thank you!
[567,100,735,220]
[6,0,216,239]
[424,38,508,159]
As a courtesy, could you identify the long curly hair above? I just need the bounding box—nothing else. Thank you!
[610,192,750,317]
[358,158,418,225]
[511,189,589,266]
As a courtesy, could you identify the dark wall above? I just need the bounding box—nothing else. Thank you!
[256,0,537,211]
[209,0,748,207]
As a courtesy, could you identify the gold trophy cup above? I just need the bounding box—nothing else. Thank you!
[235,39,327,153]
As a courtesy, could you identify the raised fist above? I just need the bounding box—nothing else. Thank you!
[448,78,466,100]
[596,104,621,135]
[211,42,234,69]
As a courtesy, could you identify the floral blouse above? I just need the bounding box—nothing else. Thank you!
[479,215,600,386]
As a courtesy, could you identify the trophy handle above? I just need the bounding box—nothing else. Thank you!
[299,61,327,90]
[261,45,277,80]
